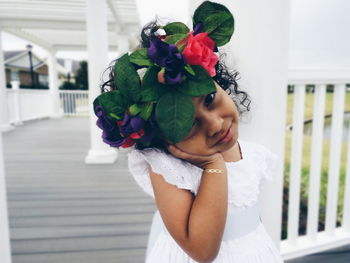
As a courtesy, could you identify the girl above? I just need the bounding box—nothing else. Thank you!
[94,1,284,262]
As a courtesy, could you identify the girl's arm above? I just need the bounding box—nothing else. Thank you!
[149,155,227,263]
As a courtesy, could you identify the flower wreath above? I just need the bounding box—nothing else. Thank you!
[93,1,234,148]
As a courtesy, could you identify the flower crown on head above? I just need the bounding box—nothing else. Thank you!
[93,1,234,148]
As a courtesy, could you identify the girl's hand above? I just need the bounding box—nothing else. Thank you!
[167,144,225,170]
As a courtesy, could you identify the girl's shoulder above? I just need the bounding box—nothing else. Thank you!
[127,148,202,198]
[237,139,279,182]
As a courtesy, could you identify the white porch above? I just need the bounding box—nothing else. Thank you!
[1,0,350,262]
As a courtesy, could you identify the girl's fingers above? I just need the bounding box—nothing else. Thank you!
[167,144,188,159]
[168,144,203,162]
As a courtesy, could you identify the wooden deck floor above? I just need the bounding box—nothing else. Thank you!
[3,117,155,263]
[3,117,349,263]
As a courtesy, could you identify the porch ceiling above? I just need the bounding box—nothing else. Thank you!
[0,0,141,51]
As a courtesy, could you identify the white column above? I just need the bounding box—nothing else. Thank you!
[10,80,22,126]
[85,0,118,164]
[48,48,62,118]
[0,130,12,263]
[0,29,14,132]
[190,0,290,246]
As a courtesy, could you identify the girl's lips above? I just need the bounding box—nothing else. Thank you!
[216,125,233,145]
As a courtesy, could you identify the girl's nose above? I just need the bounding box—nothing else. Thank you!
[207,115,225,138]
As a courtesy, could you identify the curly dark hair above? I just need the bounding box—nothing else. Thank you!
[101,20,251,152]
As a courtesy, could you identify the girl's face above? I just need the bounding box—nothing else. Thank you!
[175,82,240,156]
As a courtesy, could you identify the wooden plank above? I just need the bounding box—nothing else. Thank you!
[12,248,145,263]
[10,224,151,240]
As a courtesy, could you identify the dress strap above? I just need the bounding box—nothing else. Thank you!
[237,139,243,160]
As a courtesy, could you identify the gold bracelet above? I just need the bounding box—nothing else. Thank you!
[204,169,225,174]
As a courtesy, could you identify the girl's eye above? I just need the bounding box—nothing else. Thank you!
[190,92,216,130]
[204,92,216,107]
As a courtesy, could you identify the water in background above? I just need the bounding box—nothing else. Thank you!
[304,112,350,142]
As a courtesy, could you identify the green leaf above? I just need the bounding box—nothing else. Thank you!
[129,48,153,67]
[114,53,141,103]
[177,66,216,97]
[184,64,195,76]
[204,12,234,46]
[192,1,234,46]
[141,66,169,102]
[140,102,154,120]
[164,33,188,45]
[129,104,142,115]
[109,113,122,120]
[129,102,154,121]
[93,90,126,120]
[156,92,194,144]
[163,22,190,35]
[193,1,228,26]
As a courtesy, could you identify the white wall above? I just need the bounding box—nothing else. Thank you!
[289,0,350,68]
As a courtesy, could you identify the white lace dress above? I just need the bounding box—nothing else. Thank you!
[128,139,284,262]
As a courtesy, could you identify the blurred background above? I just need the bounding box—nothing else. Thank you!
[0,0,349,262]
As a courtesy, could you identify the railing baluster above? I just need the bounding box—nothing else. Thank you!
[63,93,67,115]
[58,91,89,117]
[68,92,73,116]
[73,93,76,116]
[288,84,306,245]
[325,84,346,235]
[307,84,326,240]
[77,93,81,115]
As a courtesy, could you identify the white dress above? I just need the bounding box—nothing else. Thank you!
[128,139,284,263]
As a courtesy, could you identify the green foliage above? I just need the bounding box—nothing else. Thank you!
[59,81,77,90]
[140,66,170,102]
[93,90,126,121]
[163,22,190,35]
[129,48,153,67]
[114,53,142,104]
[177,65,216,96]
[184,64,195,76]
[156,91,194,144]
[75,61,88,90]
[164,33,188,46]
[192,1,234,46]
[129,102,154,121]
[20,84,49,90]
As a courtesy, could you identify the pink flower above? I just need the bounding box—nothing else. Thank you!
[182,32,218,77]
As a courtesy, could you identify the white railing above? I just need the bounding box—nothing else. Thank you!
[281,68,350,260]
[6,87,52,124]
[5,87,89,125]
[59,90,89,117]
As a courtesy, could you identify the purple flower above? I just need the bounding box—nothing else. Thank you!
[193,23,203,35]
[147,38,185,84]
[94,106,157,148]
[94,105,126,147]
[118,113,146,138]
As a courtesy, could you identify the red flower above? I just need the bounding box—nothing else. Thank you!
[121,137,135,148]
[182,32,218,77]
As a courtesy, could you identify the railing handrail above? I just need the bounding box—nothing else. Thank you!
[288,68,350,84]
[59,90,89,94]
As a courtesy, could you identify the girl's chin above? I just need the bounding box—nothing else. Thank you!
[217,140,236,153]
